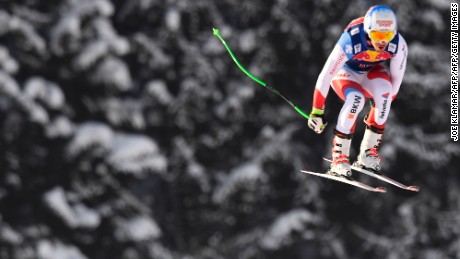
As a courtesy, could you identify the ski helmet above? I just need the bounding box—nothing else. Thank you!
[363,5,397,42]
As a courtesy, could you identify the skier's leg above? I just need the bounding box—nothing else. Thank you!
[355,65,393,171]
[328,69,368,177]
[362,64,393,130]
[331,69,370,135]
[335,88,366,135]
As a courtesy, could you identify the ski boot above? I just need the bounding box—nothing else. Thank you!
[327,131,353,180]
[354,127,383,173]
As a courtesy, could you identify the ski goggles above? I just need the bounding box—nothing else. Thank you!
[369,30,395,42]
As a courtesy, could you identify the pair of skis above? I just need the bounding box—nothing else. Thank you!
[301,158,420,193]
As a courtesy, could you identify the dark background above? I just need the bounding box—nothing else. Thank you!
[0,0,458,258]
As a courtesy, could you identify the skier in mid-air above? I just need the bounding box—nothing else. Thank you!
[307,5,408,178]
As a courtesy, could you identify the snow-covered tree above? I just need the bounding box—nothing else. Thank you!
[0,0,456,258]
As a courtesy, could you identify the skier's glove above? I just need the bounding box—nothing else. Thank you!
[308,108,327,134]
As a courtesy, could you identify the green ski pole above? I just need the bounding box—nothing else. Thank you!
[213,28,310,120]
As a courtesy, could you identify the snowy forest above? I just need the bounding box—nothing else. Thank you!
[0,0,457,258]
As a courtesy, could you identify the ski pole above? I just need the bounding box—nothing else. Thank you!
[213,28,310,120]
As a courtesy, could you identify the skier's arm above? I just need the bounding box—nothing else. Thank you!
[389,34,408,99]
[312,36,350,111]
[308,33,350,134]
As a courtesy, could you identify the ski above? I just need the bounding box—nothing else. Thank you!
[300,170,386,193]
[350,165,420,192]
[323,158,420,192]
